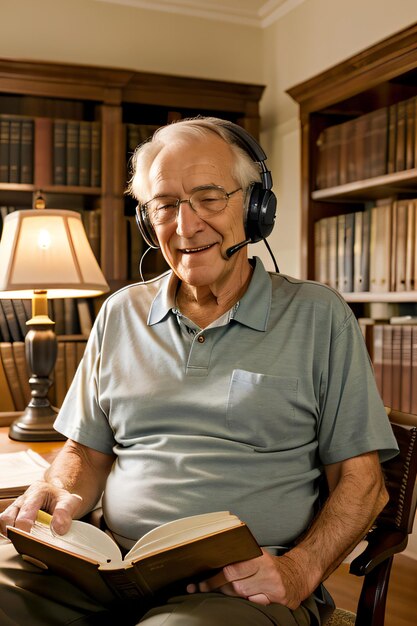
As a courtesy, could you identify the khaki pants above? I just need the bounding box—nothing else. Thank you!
[0,543,321,626]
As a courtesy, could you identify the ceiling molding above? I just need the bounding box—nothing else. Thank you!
[94,0,307,28]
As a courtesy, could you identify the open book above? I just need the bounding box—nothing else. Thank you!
[7,510,262,604]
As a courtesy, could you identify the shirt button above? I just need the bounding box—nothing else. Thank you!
[197,335,205,344]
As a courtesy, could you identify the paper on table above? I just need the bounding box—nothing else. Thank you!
[0,450,50,497]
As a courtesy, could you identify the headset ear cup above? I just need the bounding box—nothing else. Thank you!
[135,206,160,249]
[245,184,277,243]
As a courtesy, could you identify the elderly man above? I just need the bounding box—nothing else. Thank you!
[0,117,397,626]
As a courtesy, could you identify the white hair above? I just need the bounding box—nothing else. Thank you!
[127,116,261,204]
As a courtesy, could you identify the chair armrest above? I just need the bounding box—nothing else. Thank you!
[349,527,408,576]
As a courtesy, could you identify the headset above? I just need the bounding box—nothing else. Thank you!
[135,120,277,261]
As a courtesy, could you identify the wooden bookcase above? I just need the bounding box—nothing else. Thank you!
[287,22,417,299]
[287,23,417,414]
[0,58,265,289]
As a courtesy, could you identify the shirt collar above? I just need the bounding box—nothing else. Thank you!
[147,257,272,331]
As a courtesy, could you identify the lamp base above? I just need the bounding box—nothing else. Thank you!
[9,405,66,442]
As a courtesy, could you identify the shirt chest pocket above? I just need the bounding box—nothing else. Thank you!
[226,369,299,450]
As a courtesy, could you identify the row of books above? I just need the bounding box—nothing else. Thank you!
[0,205,101,263]
[315,95,417,189]
[46,119,101,187]
[126,123,160,155]
[0,114,102,188]
[364,322,417,414]
[315,198,417,293]
[0,337,87,412]
[0,115,34,184]
[0,297,94,343]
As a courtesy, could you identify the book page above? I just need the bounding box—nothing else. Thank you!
[0,450,50,496]
[125,511,241,561]
[23,511,123,565]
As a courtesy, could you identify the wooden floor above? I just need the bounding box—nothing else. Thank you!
[325,553,417,626]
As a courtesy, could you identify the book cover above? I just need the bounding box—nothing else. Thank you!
[7,511,262,605]
[34,117,53,188]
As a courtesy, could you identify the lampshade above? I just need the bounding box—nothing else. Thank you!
[0,209,109,298]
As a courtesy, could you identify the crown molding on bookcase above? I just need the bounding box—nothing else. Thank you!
[93,0,306,28]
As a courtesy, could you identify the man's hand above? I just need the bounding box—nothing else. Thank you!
[187,549,308,609]
[0,480,83,536]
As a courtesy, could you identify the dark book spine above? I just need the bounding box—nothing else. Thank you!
[8,118,21,184]
[79,121,91,187]
[53,120,66,185]
[20,119,34,184]
[90,122,101,187]
[0,117,10,183]
[66,121,79,186]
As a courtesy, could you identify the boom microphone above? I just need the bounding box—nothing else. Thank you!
[225,238,252,258]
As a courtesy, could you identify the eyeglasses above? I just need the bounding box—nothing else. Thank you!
[142,185,242,225]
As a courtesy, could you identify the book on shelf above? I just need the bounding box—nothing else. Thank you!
[0,349,14,411]
[7,510,262,605]
[395,100,407,173]
[90,122,101,187]
[369,201,392,293]
[0,342,26,411]
[0,450,50,498]
[0,114,34,184]
[11,341,31,403]
[0,116,10,183]
[405,96,415,171]
[367,323,417,414]
[314,94,417,191]
[66,120,80,186]
[53,119,66,185]
[34,117,53,187]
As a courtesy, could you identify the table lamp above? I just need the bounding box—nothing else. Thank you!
[0,207,110,441]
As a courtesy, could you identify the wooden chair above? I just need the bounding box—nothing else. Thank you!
[326,408,417,626]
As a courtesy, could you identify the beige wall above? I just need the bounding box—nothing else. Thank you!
[0,0,262,83]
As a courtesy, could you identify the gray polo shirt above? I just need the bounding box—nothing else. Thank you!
[55,258,398,549]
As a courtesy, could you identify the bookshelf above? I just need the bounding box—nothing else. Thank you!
[0,58,264,411]
[0,58,264,288]
[287,22,417,414]
[287,22,417,299]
